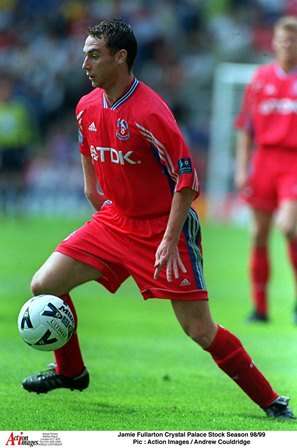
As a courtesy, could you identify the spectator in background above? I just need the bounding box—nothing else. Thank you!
[0,77,36,213]
[235,16,297,324]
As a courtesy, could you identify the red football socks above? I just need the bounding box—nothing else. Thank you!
[205,325,278,408]
[250,245,270,315]
[54,294,85,377]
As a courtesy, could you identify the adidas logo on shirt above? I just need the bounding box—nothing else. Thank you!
[88,122,97,132]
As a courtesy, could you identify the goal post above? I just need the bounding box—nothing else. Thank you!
[206,62,258,222]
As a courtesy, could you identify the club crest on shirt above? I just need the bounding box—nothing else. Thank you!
[116,118,130,141]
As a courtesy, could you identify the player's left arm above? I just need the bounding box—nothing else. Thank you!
[146,104,199,282]
[154,187,196,282]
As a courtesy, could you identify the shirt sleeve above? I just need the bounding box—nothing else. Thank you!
[139,102,200,198]
[234,67,263,136]
[75,102,90,156]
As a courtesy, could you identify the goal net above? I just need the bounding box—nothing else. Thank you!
[206,62,258,223]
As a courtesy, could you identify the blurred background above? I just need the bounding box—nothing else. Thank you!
[2,2,297,431]
[0,0,296,219]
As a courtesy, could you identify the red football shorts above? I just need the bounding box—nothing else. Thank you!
[56,204,208,301]
[241,147,297,212]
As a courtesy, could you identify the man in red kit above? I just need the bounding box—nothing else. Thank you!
[235,16,297,324]
[22,18,293,419]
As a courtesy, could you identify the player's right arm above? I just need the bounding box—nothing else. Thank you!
[76,98,102,211]
[234,82,255,191]
[81,154,102,211]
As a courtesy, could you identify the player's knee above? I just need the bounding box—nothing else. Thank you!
[31,273,47,296]
[31,271,56,296]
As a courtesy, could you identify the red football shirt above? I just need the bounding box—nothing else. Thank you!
[76,79,199,218]
[236,63,297,149]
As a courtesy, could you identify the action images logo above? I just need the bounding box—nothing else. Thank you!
[5,432,39,446]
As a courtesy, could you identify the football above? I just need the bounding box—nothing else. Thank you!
[17,294,75,351]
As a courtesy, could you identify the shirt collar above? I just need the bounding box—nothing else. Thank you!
[102,78,139,110]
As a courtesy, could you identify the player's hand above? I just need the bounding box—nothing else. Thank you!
[154,239,187,282]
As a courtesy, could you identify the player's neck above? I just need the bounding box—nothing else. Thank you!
[277,59,297,73]
[104,74,135,106]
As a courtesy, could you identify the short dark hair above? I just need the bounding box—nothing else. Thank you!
[88,18,137,72]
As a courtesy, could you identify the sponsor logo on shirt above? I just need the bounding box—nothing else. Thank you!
[90,145,141,165]
[259,98,297,114]
[178,158,192,174]
[116,118,130,141]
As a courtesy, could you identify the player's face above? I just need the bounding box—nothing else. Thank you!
[273,29,297,67]
[82,35,119,88]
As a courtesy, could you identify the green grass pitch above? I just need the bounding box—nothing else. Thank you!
[1,216,297,431]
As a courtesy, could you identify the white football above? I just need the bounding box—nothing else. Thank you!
[17,295,75,351]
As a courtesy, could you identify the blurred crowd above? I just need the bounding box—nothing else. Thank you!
[0,0,297,214]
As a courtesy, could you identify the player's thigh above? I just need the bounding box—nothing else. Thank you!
[250,208,273,244]
[31,251,101,296]
[125,210,208,301]
[242,151,278,212]
[276,200,297,239]
[56,215,130,294]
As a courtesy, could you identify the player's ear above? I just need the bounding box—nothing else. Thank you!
[116,49,128,66]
